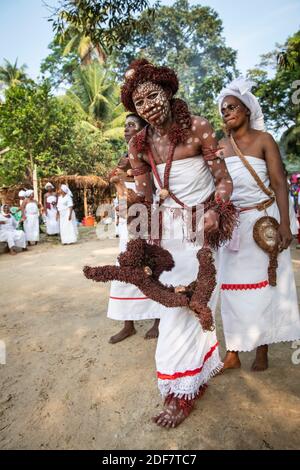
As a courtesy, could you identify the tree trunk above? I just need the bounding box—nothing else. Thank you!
[83,187,88,219]
[33,165,38,201]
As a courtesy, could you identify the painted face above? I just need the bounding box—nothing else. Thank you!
[132,82,170,127]
[124,116,143,143]
[221,96,249,130]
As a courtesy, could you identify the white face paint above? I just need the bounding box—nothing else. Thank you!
[132,82,171,127]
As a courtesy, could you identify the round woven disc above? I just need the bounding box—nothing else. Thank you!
[253,216,279,253]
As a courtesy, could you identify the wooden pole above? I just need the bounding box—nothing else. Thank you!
[33,164,38,200]
[83,186,88,219]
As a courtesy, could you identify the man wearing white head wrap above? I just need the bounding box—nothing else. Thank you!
[22,190,40,244]
[60,184,73,197]
[43,182,59,235]
[18,190,26,199]
[0,204,27,254]
[57,184,78,244]
[25,189,34,198]
[217,77,300,372]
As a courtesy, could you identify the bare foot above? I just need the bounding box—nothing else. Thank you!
[152,396,194,428]
[109,326,136,344]
[222,351,241,371]
[9,250,17,256]
[144,319,160,340]
[152,385,207,429]
[251,345,268,372]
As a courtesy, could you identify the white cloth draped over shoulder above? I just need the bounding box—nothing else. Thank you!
[24,201,39,242]
[107,181,161,321]
[219,156,300,351]
[57,194,78,244]
[0,214,26,249]
[153,156,222,399]
[45,195,60,235]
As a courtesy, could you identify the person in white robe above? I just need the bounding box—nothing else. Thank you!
[57,184,78,244]
[22,190,40,245]
[0,204,26,254]
[217,77,300,371]
[43,182,59,235]
[18,190,26,210]
[107,114,160,344]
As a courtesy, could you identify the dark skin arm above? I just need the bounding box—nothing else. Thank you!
[198,119,233,231]
[127,139,153,203]
[21,200,28,221]
[264,133,292,251]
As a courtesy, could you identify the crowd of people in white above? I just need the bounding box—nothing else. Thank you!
[0,182,78,255]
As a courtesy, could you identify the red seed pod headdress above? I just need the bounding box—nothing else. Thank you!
[121,59,192,148]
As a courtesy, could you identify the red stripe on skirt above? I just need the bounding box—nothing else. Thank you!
[157,341,219,380]
[109,296,149,300]
[221,280,269,290]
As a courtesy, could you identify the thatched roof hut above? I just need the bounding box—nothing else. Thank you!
[42,175,108,189]
[0,183,30,206]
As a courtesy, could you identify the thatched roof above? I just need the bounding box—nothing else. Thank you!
[41,174,108,189]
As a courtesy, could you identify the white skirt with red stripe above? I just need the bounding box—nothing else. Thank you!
[153,157,222,399]
[219,156,300,352]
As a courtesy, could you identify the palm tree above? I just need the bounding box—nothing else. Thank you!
[62,26,106,65]
[0,58,28,87]
[64,62,127,139]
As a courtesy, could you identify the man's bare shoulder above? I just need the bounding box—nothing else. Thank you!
[128,127,147,153]
[191,115,211,127]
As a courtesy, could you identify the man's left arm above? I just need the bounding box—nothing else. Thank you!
[196,119,233,232]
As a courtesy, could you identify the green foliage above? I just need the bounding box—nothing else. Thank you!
[73,125,126,177]
[247,31,300,159]
[111,0,237,128]
[0,81,80,185]
[0,76,126,186]
[50,0,159,55]
[40,36,80,89]
[277,31,300,70]
[0,58,28,87]
[65,62,127,137]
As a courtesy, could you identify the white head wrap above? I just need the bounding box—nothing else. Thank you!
[25,189,34,198]
[45,182,54,190]
[61,184,73,197]
[217,77,265,131]
[18,190,26,198]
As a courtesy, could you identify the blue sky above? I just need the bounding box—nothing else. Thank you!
[0,0,299,80]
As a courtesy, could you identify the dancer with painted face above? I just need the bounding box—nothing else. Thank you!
[107,113,160,343]
[217,78,300,372]
[86,59,236,428]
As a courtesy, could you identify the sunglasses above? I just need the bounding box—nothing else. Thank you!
[220,104,241,116]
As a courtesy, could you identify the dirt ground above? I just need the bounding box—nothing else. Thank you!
[0,228,300,450]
